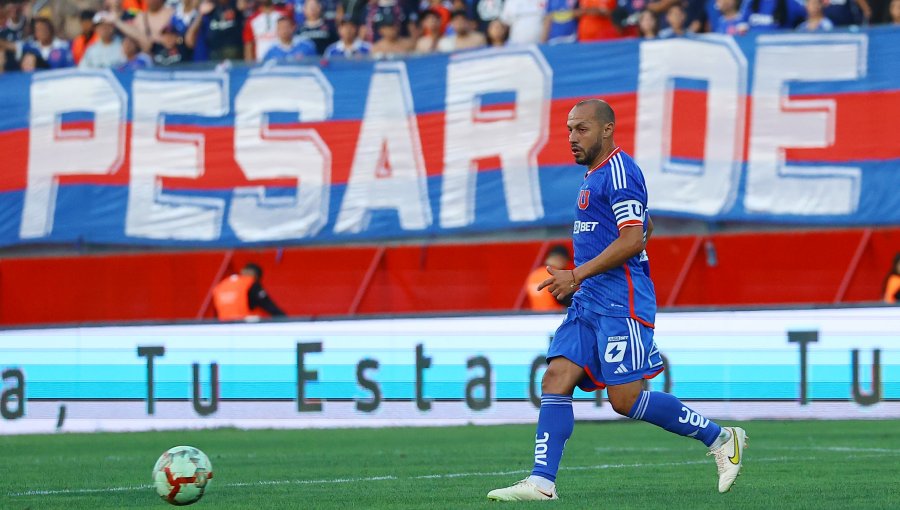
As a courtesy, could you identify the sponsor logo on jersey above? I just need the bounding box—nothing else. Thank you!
[572,220,598,234]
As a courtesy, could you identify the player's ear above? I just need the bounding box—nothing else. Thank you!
[603,121,615,138]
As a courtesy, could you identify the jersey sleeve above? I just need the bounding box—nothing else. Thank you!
[606,155,648,231]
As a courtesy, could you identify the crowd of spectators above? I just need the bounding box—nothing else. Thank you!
[0,0,898,72]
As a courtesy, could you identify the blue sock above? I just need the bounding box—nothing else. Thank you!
[530,394,574,483]
[628,391,722,447]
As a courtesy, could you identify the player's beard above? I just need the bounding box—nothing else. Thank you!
[575,143,602,167]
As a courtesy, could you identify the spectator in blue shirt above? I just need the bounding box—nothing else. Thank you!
[115,36,153,71]
[0,2,26,72]
[658,2,690,35]
[637,7,660,36]
[822,0,871,25]
[713,0,749,32]
[22,17,74,69]
[295,0,338,54]
[542,0,578,43]
[797,0,835,29]
[323,17,371,58]
[740,0,806,30]
[186,0,245,61]
[264,16,317,61]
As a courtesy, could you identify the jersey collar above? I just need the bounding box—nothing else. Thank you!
[584,146,621,179]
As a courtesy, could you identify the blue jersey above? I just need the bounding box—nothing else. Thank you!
[263,39,317,62]
[571,147,656,326]
[545,0,578,43]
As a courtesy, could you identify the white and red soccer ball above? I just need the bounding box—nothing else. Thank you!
[152,446,214,505]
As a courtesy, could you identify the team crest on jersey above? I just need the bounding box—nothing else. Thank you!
[578,190,590,210]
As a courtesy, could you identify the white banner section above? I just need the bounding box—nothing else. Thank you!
[1,307,898,434]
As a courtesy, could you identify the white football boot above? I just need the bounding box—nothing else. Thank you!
[487,479,558,501]
[707,426,749,493]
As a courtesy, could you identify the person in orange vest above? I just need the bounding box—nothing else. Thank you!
[884,253,900,304]
[72,10,100,64]
[213,263,286,321]
[525,245,573,311]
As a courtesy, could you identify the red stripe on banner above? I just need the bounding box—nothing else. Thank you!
[0,129,27,192]
[783,90,900,162]
[0,90,898,194]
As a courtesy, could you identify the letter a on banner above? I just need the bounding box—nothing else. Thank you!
[334,62,432,234]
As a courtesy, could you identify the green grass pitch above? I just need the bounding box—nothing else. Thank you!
[2,420,897,509]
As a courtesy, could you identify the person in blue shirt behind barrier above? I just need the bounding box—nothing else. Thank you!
[21,17,74,69]
[542,0,579,44]
[740,0,806,30]
[323,16,371,58]
[264,15,317,61]
[713,0,749,33]
[797,0,834,30]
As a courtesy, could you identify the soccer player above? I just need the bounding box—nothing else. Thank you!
[487,99,748,502]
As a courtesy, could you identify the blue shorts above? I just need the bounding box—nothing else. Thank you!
[547,302,665,391]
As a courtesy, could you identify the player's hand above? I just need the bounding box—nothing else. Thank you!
[199,1,216,15]
[537,266,579,300]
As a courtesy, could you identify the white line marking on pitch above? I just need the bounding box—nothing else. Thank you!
[7,452,892,497]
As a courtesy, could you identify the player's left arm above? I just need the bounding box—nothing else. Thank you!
[539,226,644,299]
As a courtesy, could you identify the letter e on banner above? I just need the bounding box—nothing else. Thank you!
[126,71,228,240]
[745,34,867,216]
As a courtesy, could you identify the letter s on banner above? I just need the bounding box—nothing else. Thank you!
[20,70,126,239]
[635,36,746,217]
[440,47,551,228]
[232,67,332,241]
[126,72,228,240]
[334,62,432,234]
[745,34,867,216]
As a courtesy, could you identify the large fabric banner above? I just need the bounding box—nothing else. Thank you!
[0,29,897,247]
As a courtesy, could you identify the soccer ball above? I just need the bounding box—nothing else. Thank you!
[152,446,214,505]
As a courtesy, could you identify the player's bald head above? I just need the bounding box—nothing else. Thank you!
[574,99,615,126]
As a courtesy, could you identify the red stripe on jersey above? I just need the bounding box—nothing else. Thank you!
[643,366,665,380]
[584,146,621,178]
[623,264,655,329]
[583,365,606,391]
[617,219,643,230]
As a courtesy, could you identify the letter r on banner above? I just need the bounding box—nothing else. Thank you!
[440,47,551,228]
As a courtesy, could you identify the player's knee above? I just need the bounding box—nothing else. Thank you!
[607,392,637,417]
[541,365,576,395]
